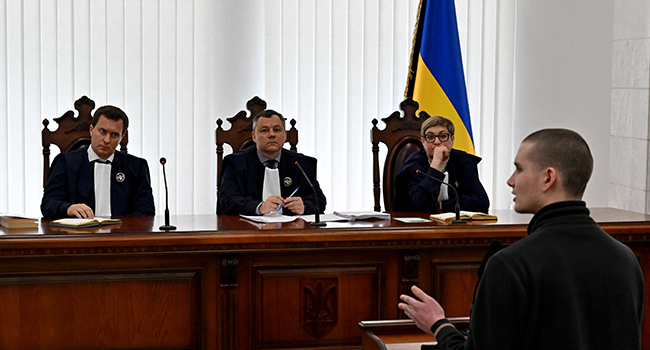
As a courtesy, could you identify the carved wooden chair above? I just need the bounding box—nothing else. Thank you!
[41,96,129,187]
[371,98,425,212]
[215,96,299,190]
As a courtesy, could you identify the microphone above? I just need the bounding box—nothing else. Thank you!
[159,157,176,230]
[470,240,502,315]
[294,160,326,227]
[416,169,466,223]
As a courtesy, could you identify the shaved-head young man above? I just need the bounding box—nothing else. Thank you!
[399,129,644,349]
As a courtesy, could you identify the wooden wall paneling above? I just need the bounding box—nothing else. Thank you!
[0,254,217,350]
[396,249,423,320]
[431,261,480,318]
[248,250,398,350]
[219,254,239,350]
[428,245,491,319]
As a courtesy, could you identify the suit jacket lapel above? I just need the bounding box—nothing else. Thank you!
[110,154,123,214]
[278,149,293,196]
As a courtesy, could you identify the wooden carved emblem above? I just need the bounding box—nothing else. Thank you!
[65,121,91,134]
[392,121,421,133]
[300,278,338,338]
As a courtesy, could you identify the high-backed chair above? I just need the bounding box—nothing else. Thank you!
[41,96,129,187]
[215,96,299,190]
[371,99,425,212]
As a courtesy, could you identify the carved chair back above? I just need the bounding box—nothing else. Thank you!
[371,99,425,212]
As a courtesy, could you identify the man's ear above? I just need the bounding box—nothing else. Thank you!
[251,130,257,143]
[541,167,558,192]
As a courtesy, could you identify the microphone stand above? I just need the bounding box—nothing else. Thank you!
[416,169,466,223]
[294,160,326,227]
[159,157,176,230]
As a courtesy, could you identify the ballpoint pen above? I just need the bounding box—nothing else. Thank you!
[275,187,299,213]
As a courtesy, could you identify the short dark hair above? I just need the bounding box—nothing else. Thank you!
[253,109,286,131]
[420,113,455,137]
[92,105,129,135]
[523,128,593,198]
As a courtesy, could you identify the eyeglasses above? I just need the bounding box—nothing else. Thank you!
[423,132,451,143]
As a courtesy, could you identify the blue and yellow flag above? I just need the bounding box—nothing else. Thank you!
[406,0,474,154]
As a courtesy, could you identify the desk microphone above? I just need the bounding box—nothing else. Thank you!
[159,157,176,230]
[294,160,326,227]
[416,169,466,223]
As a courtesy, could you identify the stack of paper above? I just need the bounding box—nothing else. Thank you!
[0,215,38,229]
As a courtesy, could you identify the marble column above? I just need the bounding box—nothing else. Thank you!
[610,0,650,213]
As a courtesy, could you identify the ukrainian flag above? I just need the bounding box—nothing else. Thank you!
[406,0,475,154]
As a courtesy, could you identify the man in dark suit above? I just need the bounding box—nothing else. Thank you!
[218,110,326,215]
[41,105,155,219]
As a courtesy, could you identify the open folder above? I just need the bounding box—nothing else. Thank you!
[50,217,123,228]
[430,211,497,222]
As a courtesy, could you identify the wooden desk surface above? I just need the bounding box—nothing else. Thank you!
[1,208,648,253]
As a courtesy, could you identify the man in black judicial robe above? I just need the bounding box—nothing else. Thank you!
[217,110,326,216]
[41,105,155,219]
[392,115,489,213]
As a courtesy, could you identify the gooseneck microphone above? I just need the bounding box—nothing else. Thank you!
[159,157,176,230]
[416,169,466,223]
[294,160,326,227]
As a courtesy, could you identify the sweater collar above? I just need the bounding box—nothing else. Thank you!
[527,200,589,236]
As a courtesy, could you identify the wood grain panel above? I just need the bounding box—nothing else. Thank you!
[0,271,197,350]
[431,262,480,318]
[0,254,217,350]
[252,261,384,349]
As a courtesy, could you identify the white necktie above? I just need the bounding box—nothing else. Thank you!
[262,167,281,201]
[437,171,450,203]
[94,160,112,217]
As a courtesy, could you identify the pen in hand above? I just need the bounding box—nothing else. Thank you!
[275,187,299,213]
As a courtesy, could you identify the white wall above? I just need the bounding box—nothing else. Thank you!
[609,0,650,213]
[512,0,614,207]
